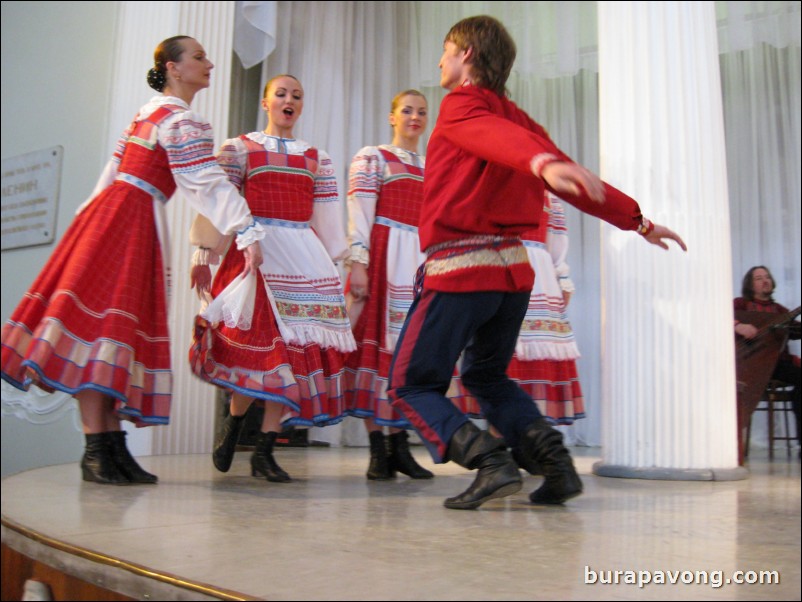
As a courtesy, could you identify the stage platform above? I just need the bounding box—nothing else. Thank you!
[2,446,800,601]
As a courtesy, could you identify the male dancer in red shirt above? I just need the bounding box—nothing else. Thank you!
[388,15,687,510]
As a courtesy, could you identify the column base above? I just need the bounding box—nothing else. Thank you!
[592,461,749,481]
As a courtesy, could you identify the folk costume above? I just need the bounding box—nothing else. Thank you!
[344,144,444,480]
[387,84,644,463]
[456,195,585,425]
[1,96,262,425]
[345,145,427,427]
[510,196,585,423]
[190,133,354,427]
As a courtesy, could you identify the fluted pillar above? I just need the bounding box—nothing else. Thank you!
[110,1,235,456]
[159,1,236,456]
[594,1,746,480]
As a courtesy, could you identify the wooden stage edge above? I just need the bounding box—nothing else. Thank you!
[1,518,259,601]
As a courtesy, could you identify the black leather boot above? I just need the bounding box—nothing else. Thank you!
[519,418,583,504]
[389,431,433,479]
[511,446,542,476]
[251,431,291,482]
[212,413,246,473]
[108,431,158,484]
[443,423,522,510]
[81,433,130,485]
[366,431,394,480]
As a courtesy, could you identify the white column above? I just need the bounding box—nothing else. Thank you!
[110,1,235,456]
[594,1,746,480]
[159,1,237,456]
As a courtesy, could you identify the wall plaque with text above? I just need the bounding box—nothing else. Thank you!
[1,146,63,251]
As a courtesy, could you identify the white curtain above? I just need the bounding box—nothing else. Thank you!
[722,44,801,314]
[252,1,422,201]
[233,1,801,448]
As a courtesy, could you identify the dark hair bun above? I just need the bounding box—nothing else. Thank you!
[147,66,166,92]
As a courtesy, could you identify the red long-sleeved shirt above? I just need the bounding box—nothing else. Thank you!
[420,85,644,252]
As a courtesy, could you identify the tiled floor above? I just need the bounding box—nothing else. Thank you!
[2,446,800,601]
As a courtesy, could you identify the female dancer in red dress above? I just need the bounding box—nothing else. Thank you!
[344,90,437,480]
[190,75,354,482]
[1,36,264,485]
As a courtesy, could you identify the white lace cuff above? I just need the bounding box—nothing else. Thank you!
[192,247,220,266]
[559,276,575,294]
[347,245,370,267]
[234,220,265,250]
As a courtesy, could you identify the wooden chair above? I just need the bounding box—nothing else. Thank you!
[745,379,796,459]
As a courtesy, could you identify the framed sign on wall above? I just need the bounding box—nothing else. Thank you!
[1,146,63,251]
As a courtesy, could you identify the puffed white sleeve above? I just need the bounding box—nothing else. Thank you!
[187,136,245,264]
[160,110,262,250]
[346,146,382,267]
[546,196,575,294]
[309,149,349,262]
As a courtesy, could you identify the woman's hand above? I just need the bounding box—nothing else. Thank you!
[242,242,264,276]
[349,262,369,300]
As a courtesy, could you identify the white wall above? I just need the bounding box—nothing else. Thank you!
[1,1,120,477]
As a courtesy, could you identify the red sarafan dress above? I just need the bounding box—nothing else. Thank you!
[344,146,469,426]
[1,96,260,426]
[190,133,354,426]
[345,146,426,427]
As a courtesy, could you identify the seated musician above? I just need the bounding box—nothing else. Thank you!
[734,265,801,457]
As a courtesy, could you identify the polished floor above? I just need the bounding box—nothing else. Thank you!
[2,445,800,601]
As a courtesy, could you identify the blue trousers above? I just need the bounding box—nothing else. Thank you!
[388,288,543,462]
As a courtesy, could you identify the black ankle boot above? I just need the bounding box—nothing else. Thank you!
[366,431,394,480]
[81,433,130,485]
[519,419,583,504]
[251,431,291,482]
[389,431,433,479]
[108,431,158,484]
[212,413,246,473]
[443,423,522,510]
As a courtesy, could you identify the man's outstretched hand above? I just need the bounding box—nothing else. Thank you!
[644,224,687,251]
